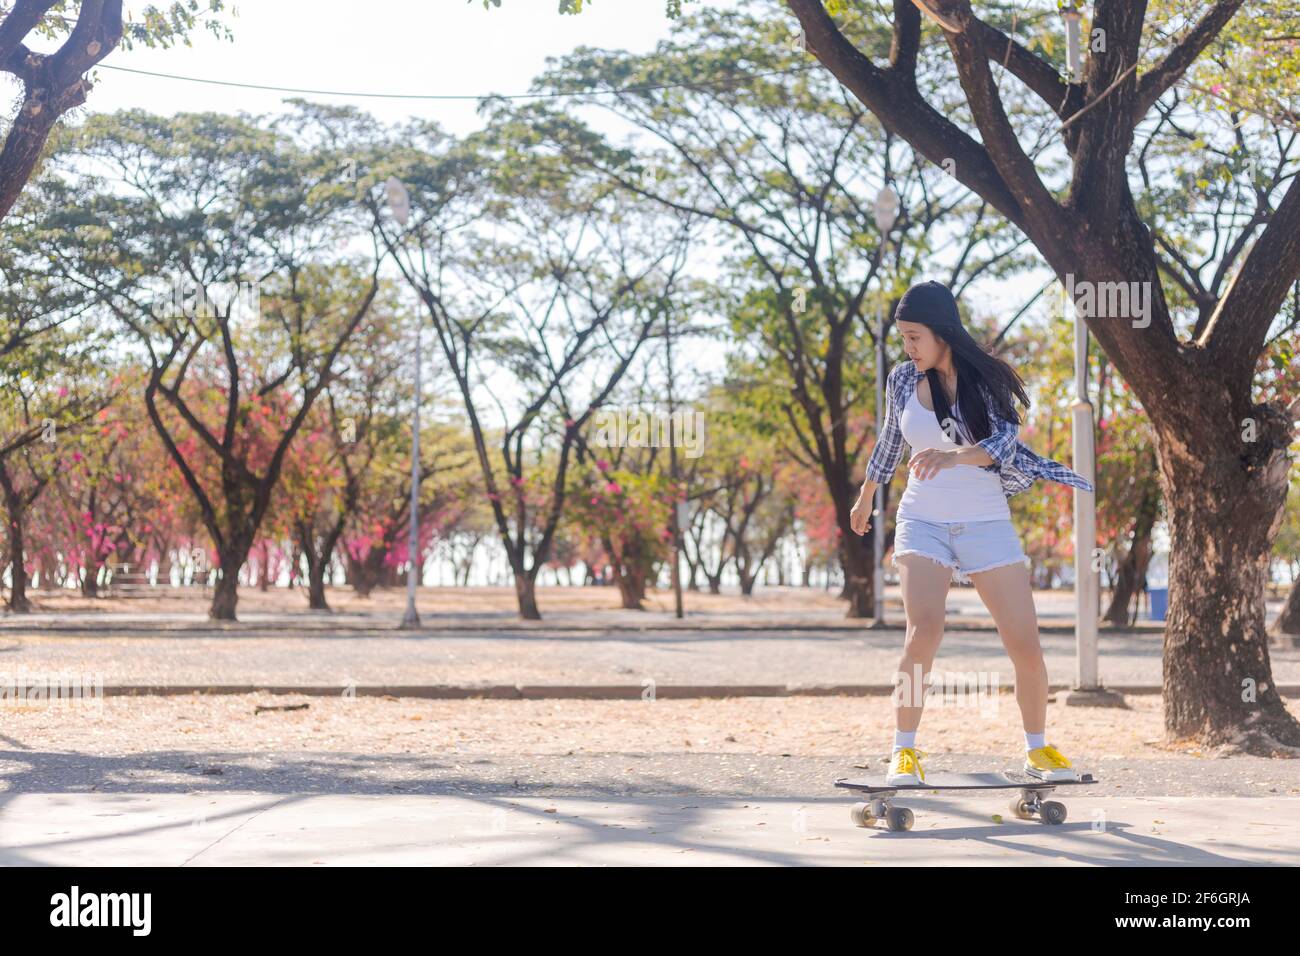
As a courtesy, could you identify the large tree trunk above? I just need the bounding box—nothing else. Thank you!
[157,545,173,588]
[256,541,271,592]
[39,552,59,590]
[300,540,330,611]
[1157,394,1298,754]
[601,533,644,610]
[0,465,30,613]
[210,571,239,620]
[209,540,253,621]
[81,558,101,598]
[348,549,388,597]
[838,530,874,618]
[1274,582,1300,638]
[306,564,329,610]
[296,520,341,612]
[514,570,541,620]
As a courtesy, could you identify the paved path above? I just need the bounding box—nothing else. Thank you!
[10,583,1291,632]
[2,749,1296,865]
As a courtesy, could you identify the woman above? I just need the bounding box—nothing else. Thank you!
[849,280,1094,787]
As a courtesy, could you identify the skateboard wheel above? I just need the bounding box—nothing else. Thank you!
[885,807,914,831]
[1040,801,1067,825]
[1009,796,1034,820]
[849,802,875,828]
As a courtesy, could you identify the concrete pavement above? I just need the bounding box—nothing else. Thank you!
[2,748,1298,866]
[2,790,1294,866]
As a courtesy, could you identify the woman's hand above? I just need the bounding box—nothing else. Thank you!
[850,493,873,536]
[908,448,959,481]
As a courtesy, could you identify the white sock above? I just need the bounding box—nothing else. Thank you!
[1025,731,1046,752]
[893,730,917,753]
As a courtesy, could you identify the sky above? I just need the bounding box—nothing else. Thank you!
[75,0,721,132]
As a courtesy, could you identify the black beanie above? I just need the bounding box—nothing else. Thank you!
[893,280,960,328]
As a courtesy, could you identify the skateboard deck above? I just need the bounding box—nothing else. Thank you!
[835,771,1096,793]
[834,771,1098,830]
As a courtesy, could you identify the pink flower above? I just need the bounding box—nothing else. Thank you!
[605,482,621,494]
[596,459,610,472]
[58,386,69,398]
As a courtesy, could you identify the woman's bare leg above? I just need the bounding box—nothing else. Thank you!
[894,554,953,733]
[967,561,1047,735]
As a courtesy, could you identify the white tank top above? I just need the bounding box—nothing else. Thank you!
[896,386,1010,522]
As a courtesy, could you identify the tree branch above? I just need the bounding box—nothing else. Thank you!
[1201,175,1300,380]
[1133,0,1246,121]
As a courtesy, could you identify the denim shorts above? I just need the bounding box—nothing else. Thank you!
[891,516,1028,584]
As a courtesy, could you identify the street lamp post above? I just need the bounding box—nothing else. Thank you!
[1058,3,1122,707]
[871,186,899,629]
[1061,3,1084,80]
[1065,278,1122,705]
[386,176,422,631]
[666,307,685,619]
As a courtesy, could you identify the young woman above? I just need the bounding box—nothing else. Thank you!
[849,280,1094,786]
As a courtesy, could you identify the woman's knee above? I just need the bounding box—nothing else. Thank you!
[1005,640,1047,671]
[902,619,944,657]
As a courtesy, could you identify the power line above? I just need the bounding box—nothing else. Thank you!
[94,61,820,102]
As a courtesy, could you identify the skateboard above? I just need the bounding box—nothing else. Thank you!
[834,771,1098,831]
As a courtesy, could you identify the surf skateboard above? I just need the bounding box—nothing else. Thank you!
[834,771,1098,831]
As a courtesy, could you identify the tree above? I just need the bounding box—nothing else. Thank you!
[0,210,109,609]
[37,110,380,619]
[779,0,1300,751]
[370,115,696,619]
[565,460,673,609]
[0,0,229,222]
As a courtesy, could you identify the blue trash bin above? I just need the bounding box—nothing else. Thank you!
[1148,587,1168,621]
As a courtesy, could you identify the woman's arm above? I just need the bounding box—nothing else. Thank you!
[851,478,879,535]
[949,446,995,467]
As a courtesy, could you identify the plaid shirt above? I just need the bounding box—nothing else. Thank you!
[864,360,1095,498]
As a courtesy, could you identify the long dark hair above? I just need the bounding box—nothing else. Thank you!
[892,280,1029,446]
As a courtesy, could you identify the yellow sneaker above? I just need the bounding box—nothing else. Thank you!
[885,747,927,786]
[1024,743,1080,782]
